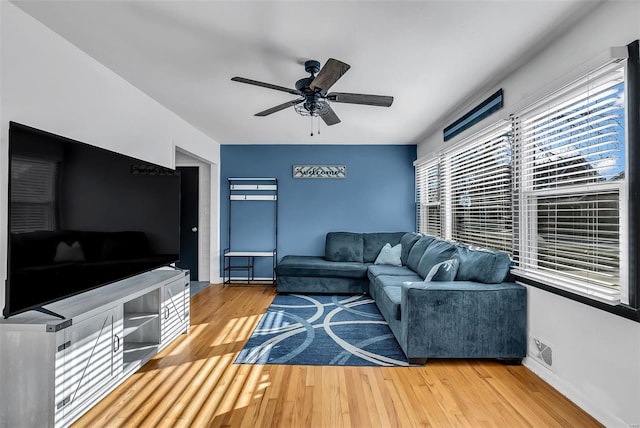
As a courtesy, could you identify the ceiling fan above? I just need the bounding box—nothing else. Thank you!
[231,58,393,135]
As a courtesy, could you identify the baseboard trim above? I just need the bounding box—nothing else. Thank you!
[523,357,629,427]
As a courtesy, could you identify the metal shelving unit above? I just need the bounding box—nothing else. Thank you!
[224,178,278,285]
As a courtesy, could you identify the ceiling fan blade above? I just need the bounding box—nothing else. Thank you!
[327,92,394,107]
[231,77,301,95]
[255,99,303,116]
[310,59,351,93]
[320,106,341,126]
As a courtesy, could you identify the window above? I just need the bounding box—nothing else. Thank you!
[10,157,58,232]
[446,124,513,252]
[415,123,513,253]
[512,62,626,304]
[415,43,638,317]
[415,160,441,236]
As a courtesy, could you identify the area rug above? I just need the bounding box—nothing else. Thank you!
[235,294,410,367]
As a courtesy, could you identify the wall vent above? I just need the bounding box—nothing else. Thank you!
[529,336,553,369]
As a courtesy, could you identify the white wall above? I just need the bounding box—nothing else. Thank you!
[0,2,221,310]
[418,2,640,426]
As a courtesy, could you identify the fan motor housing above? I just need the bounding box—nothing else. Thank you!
[295,77,314,92]
[296,60,322,92]
[304,60,321,75]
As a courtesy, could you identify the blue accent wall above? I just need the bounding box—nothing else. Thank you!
[221,144,416,277]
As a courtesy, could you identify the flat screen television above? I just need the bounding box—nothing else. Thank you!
[4,122,180,318]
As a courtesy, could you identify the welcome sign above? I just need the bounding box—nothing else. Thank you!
[293,165,347,179]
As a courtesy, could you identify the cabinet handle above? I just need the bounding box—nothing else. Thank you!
[113,335,120,353]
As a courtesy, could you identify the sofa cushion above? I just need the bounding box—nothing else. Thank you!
[325,232,364,262]
[455,245,512,284]
[374,274,422,289]
[374,243,402,266]
[371,273,420,303]
[367,264,415,281]
[400,232,421,266]
[416,239,457,279]
[276,255,368,279]
[378,286,402,321]
[277,275,368,294]
[363,232,406,262]
[406,236,436,273]
[425,257,459,282]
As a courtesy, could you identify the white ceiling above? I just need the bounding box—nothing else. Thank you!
[12,0,599,145]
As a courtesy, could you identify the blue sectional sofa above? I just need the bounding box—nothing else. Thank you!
[276,232,527,363]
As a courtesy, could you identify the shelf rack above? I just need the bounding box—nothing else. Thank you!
[224,177,278,285]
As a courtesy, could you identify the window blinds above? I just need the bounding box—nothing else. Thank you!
[446,124,513,252]
[415,160,441,235]
[512,62,625,302]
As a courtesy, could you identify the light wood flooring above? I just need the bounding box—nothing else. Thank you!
[72,284,602,427]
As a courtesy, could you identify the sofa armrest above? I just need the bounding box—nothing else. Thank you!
[400,281,527,359]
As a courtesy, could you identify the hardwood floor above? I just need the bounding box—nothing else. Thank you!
[72,285,602,428]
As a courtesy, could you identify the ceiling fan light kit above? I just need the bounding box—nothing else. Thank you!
[232,58,394,136]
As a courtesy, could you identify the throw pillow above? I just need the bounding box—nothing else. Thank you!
[374,243,402,266]
[425,257,460,282]
[54,241,86,263]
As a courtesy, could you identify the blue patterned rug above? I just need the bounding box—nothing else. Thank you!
[235,294,410,367]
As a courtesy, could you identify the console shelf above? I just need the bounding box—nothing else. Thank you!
[123,342,160,371]
[0,269,190,428]
[123,312,159,337]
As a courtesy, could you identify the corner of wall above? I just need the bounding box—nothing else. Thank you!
[523,357,629,428]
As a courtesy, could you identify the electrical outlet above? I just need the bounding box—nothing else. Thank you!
[529,336,553,369]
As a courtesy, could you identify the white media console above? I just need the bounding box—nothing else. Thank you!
[0,269,190,428]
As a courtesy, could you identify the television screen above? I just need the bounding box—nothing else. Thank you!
[4,122,180,318]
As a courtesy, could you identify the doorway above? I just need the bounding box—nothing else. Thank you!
[174,147,217,289]
[177,166,199,280]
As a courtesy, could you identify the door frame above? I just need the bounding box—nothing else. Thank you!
[174,148,218,283]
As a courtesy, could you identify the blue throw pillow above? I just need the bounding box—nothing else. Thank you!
[374,243,402,266]
[424,258,459,282]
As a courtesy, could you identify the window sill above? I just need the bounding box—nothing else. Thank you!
[511,269,621,305]
[515,275,640,323]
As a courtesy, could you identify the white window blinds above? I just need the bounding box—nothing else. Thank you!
[445,123,513,252]
[512,62,626,303]
[415,160,441,235]
[10,157,57,232]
